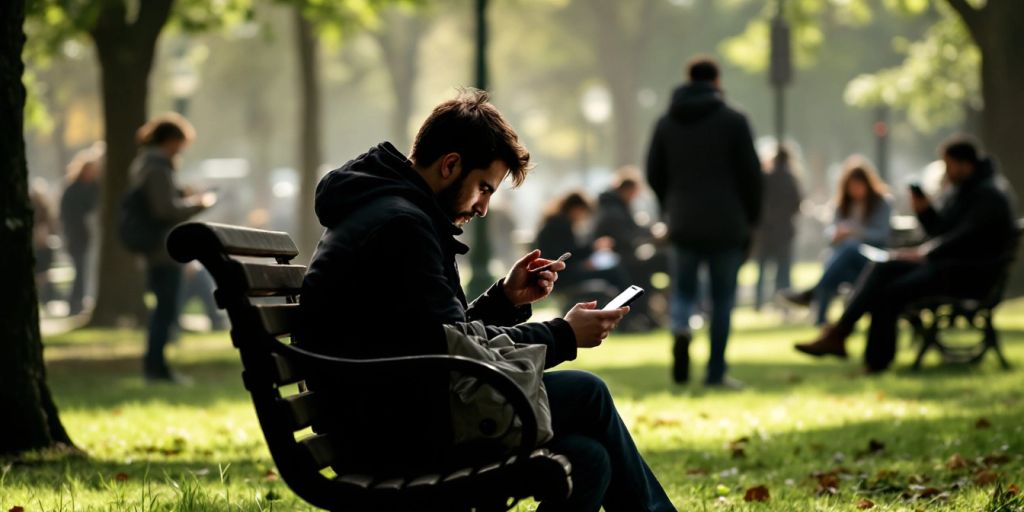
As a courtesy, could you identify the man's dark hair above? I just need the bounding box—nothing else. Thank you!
[136,112,195,146]
[687,56,720,83]
[941,134,983,164]
[411,89,531,187]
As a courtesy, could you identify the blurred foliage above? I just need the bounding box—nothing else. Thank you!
[721,0,976,134]
[845,3,980,133]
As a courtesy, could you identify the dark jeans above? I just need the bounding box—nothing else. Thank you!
[67,247,88,314]
[836,260,990,371]
[145,264,183,375]
[755,242,792,309]
[813,240,869,325]
[540,371,675,512]
[669,246,744,383]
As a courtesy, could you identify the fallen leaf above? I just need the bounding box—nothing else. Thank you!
[743,485,770,502]
[816,473,840,496]
[1009,484,1020,496]
[983,453,1011,467]
[975,469,1000,486]
[264,469,279,482]
[114,472,129,482]
[917,487,942,499]
[10,507,25,512]
[856,498,875,509]
[867,439,885,453]
[975,417,992,429]
[946,453,968,470]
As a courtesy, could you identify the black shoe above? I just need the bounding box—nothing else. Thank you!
[779,288,814,307]
[672,332,691,384]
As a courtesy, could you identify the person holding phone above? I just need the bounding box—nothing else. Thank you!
[779,156,892,325]
[297,91,675,511]
[795,135,1017,373]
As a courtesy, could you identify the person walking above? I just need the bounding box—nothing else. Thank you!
[754,146,803,311]
[126,113,215,383]
[647,56,762,388]
[60,143,103,315]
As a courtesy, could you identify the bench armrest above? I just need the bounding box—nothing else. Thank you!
[268,341,541,467]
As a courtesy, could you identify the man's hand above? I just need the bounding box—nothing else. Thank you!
[503,250,566,306]
[890,246,925,263]
[910,192,930,214]
[564,301,629,348]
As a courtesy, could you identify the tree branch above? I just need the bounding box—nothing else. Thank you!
[944,0,982,39]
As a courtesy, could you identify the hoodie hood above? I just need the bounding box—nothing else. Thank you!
[313,142,462,241]
[668,82,725,123]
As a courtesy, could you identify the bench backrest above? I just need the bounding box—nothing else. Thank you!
[167,222,357,510]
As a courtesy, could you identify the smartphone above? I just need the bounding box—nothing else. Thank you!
[602,285,645,310]
[530,252,571,273]
[908,183,925,198]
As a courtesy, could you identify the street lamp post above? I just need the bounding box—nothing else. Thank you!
[769,0,792,145]
[467,0,492,299]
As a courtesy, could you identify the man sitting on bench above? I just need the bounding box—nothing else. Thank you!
[297,90,675,511]
[794,135,1017,373]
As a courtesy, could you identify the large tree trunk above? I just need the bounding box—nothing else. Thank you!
[0,0,75,455]
[294,9,323,261]
[86,1,174,327]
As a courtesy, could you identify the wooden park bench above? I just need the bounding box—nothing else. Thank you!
[166,222,572,511]
[903,219,1024,370]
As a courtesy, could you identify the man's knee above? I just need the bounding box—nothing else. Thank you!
[559,370,613,407]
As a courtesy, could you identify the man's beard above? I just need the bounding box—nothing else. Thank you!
[437,172,474,226]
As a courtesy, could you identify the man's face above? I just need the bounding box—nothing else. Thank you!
[943,155,973,185]
[439,159,508,227]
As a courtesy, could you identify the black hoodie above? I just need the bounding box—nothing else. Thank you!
[646,82,762,251]
[297,142,578,474]
[298,142,577,363]
[918,158,1018,266]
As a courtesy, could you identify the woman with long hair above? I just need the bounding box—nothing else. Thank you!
[782,155,892,325]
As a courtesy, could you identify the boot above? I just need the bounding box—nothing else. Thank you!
[779,287,814,307]
[794,324,850,359]
[672,332,691,384]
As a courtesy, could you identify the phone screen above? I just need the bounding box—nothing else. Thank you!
[603,285,645,310]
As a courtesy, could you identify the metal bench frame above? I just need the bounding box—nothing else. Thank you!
[167,222,571,511]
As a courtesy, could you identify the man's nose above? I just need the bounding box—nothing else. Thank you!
[474,198,489,218]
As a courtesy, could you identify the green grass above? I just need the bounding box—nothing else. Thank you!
[5,299,1024,511]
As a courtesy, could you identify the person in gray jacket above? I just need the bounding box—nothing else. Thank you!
[129,113,216,383]
[646,56,762,388]
[780,156,891,325]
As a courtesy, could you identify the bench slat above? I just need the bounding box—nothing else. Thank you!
[279,391,321,432]
[299,433,337,470]
[238,262,305,296]
[199,222,299,259]
[257,304,300,337]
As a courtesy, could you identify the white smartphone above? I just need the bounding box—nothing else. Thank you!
[603,285,645,310]
[858,244,890,263]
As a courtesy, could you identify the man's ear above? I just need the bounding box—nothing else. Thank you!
[440,153,462,180]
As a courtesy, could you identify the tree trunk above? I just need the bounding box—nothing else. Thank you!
[86,0,173,327]
[0,0,75,455]
[294,9,323,262]
[375,9,423,154]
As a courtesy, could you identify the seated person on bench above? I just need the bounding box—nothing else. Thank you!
[794,135,1018,374]
[296,91,676,512]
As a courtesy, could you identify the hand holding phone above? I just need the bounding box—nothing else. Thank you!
[530,252,572,273]
[603,285,645,310]
[908,183,925,198]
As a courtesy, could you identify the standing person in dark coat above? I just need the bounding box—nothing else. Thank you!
[795,136,1018,373]
[754,146,803,310]
[298,91,676,512]
[647,56,763,388]
[60,143,103,315]
[128,113,216,383]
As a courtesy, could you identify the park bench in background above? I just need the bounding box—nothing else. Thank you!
[167,222,572,511]
[903,219,1024,370]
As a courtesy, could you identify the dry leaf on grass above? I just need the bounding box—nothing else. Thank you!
[744,485,770,502]
[975,417,992,429]
[856,498,875,509]
[975,469,1000,486]
[10,507,25,512]
[946,453,968,470]
[114,472,129,482]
